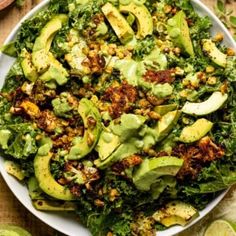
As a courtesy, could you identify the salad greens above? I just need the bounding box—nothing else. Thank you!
[1,0,236,235]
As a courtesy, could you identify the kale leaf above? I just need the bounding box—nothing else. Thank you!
[133,36,155,60]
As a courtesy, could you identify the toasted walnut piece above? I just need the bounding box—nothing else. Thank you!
[220,81,228,94]
[148,111,161,120]
[146,94,165,106]
[213,32,224,42]
[109,189,119,202]
[94,199,105,207]
[226,48,235,56]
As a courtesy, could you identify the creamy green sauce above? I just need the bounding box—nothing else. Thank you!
[97,114,159,167]
[114,48,172,98]
[114,48,173,98]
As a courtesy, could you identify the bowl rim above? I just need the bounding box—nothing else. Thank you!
[0,0,236,236]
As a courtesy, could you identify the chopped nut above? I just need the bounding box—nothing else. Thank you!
[109,189,119,202]
[148,111,161,120]
[98,189,103,196]
[20,100,40,118]
[205,66,215,73]
[87,132,95,146]
[207,76,217,85]
[164,5,172,14]
[175,67,184,76]
[213,32,224,42]
[117,52,124,59]
[156,40,163,47]
[182,79,190,86]
[139,99,151,108]
[197,72,207,83]
[105,66,113,74]
[163,47,170,53]
[94,199,105,207]
[173,47,181,56]
[226,48,235,56]
[220,81,228,94]
[179,90,188,98]
[147,94,165,106]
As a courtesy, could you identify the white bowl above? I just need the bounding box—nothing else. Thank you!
[0,1,236,235]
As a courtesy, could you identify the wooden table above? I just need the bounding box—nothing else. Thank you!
[0,1,236,236]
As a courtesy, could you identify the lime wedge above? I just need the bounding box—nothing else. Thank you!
[204,220,236,236]
[0,225,31,236]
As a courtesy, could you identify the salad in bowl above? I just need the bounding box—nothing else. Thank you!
[1,0,236,235]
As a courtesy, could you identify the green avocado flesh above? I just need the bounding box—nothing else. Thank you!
[153,200,199,227]
[96,114,148,168]
[119,2,153,39]
[133,157,184,191]
[179,118,213,143]
[34,151,75,200]
[102,2,134,44]
[167,10,194,56]
[31,14,69,85]
[202,39,227,67]
[67,98,102,160]
[182,91,228,116]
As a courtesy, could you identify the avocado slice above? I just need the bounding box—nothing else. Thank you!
[167,11,194,56]
[156,110,181,141]
[96,128,121,161]
[32,14,68,73]
[34,146,75,201]
[154,104,178,116]
[39,52,69,86]
[153,201,199,227]
[182,91,228,116]
[179,118,213,143]
[0,225,31,236]
[21,49,38,82]
[133,156,183,191]
[95,114,147,169]
[151,176,176,200]
[96,139,140,169]
[119,2,153,39]
[202,39,227,68]
[33,199,77,211]
[28,176,44,200]
[67,98,102,160]
[4,160,25,181]
[33,14,68,52]
[102,2,134,44]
